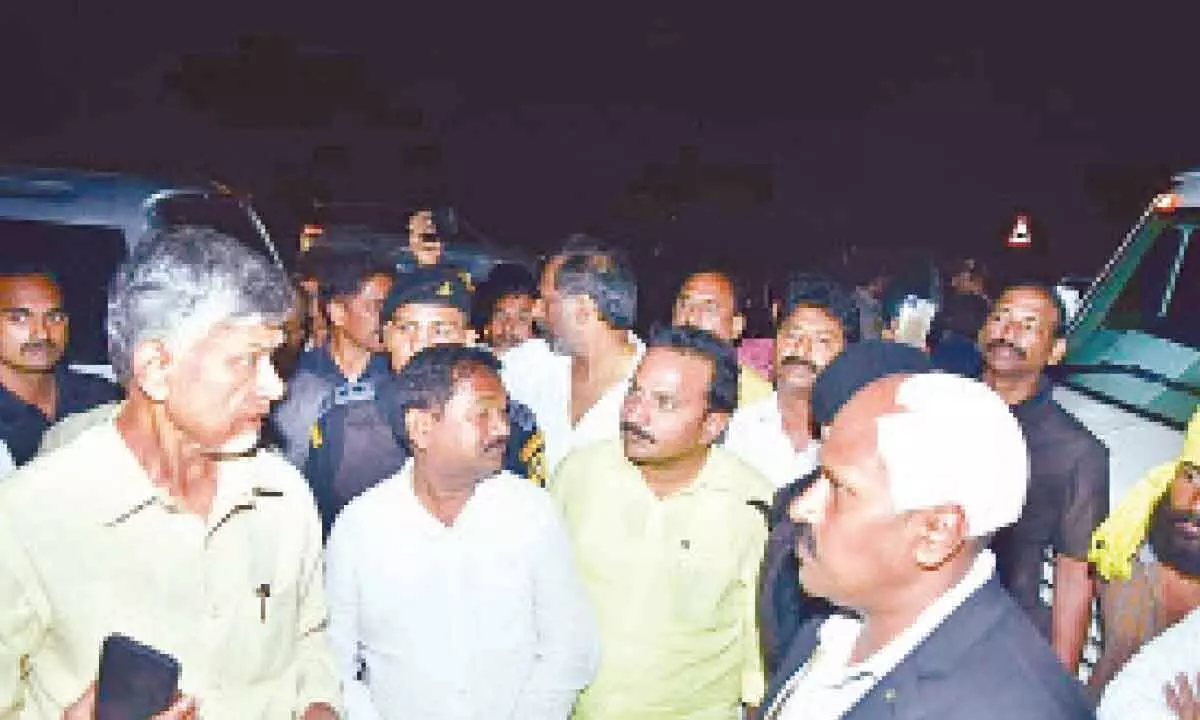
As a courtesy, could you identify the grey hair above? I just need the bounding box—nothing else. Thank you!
[107,226,296,383]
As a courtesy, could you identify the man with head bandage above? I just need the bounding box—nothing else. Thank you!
[762,372,1092,720]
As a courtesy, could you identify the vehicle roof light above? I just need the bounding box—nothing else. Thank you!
[1153,193,1179,213]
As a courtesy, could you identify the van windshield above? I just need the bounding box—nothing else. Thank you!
[1101,222,1200,347]
[1062,217,1200,428]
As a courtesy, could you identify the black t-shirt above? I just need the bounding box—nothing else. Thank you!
[0,368,121,466]
[991,377,1109,637]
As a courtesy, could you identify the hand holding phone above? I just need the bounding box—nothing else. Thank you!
[95,634,181,720]
[66,684,196,720]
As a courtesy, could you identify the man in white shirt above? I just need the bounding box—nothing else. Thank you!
[1099,605,1200,719]
[725,274,859,489]
[325,344,598,720]
[762,373,1092,719]
[502,238,643,474]
[0,439,12,480]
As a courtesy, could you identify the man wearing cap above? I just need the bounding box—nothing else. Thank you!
[381,266,547,486]
[672,269,772,407]
[981,282,1108,674]
[762,373,1093,719]
[723,274,859,490]
[758,340,931,675]
[1086,407,1200,697]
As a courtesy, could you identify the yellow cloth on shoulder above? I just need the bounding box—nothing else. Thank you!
[1089,408,1200,581]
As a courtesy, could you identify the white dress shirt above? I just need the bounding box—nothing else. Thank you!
[0,440,12,482]
[325,460,599,720]
[771,550,997,720]
[499,338,566,412]
[502,334,645,475]
[1099,605,1200,720]
[723,391,820,489]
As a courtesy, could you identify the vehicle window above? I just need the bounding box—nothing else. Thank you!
[152,194,278,264]
[0,219,126,366]
[1102,223,1200,347]
[1063,218,1200,429]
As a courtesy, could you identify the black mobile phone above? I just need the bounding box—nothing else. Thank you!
[95,634,180,720]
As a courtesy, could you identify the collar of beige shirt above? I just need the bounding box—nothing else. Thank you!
[91,421,287,529]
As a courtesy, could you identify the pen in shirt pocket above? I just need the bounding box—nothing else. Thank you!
[255,583,271,623]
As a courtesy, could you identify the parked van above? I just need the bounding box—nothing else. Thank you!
[0,167,283,379]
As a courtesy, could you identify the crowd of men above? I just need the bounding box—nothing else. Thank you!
[0,213,1197,719]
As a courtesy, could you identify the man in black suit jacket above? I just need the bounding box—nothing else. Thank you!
[759,340,932,675]
[761,372,1093,719]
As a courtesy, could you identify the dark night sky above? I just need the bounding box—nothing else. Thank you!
[4,3,1200,286]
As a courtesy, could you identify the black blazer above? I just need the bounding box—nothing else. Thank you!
[762,577,1095,719]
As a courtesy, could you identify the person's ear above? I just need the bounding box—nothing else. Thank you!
[131,340,172,402]
[1048,337,1067,366]
[701,410,730,445]
[732,313,746,342]
[404,408,436,451]
[911,505,968,570]
[326,299,347,329]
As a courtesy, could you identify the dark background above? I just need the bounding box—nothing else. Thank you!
[3,2,1198,309]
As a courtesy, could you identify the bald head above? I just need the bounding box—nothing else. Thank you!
[831,372,1029,537]
[791,372,1028,611]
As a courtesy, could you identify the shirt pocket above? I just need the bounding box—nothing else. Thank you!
[669,533,741,626]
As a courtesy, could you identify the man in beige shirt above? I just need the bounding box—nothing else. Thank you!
[0,226,341,718]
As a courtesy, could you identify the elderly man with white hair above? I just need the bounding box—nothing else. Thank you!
[761,373,1093,719]
[0,227,341,718]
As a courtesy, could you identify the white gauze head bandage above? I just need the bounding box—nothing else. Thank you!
[874,373,1029,537]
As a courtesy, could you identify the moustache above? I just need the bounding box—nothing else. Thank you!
[620,421,655,443]
[779,356,819,373]
[985,340,1026,359]
[483,438,507,454]
[1162,507,1200,530]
